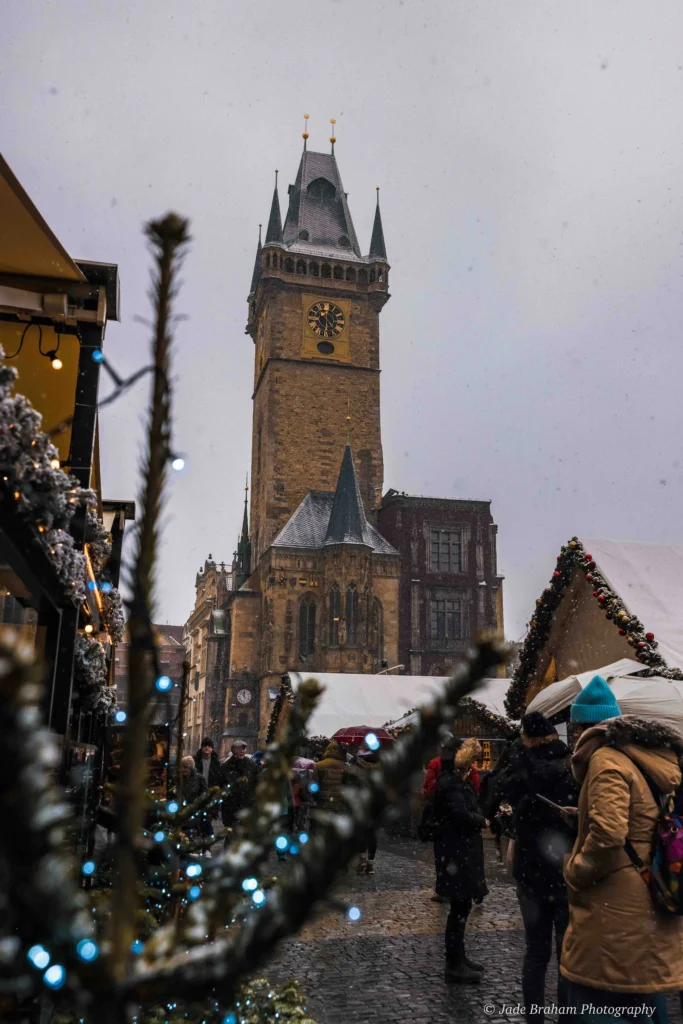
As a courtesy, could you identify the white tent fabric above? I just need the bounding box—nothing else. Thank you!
[526,658,643,718]
[290,673,512,738]
[580,537,683,670]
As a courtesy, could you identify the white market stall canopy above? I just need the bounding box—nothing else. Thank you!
[580,537,683,670]
[527,658,683,736]
[290,672,512,738]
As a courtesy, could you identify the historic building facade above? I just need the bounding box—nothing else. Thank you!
[185,131,504,749]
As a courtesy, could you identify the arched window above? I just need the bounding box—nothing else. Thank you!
[265,254,271,268]
[378,269,384,282]
[369,269,376,283]
[307,177,336,200]
[333,265,343,280]
[298,595,316,660]
[346,582,359,646]
[328,585,341,646]
[358,269,368,285]
[285,257,294,273]
[345,267,356,282]
[299,229,309,241]
[370,598,384,661]
[296,259,307,275]
[309,261,319,277]
[321,263,331,279]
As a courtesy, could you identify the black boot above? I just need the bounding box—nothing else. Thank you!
[463,953,484,972]
[444,958,482,984]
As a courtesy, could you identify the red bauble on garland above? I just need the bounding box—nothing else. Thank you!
[619,629,627,636]
[646,632,655,641]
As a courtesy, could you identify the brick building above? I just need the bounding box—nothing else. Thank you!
[377,492,504,676]
[186,130,504,747]
[114,624,185,725]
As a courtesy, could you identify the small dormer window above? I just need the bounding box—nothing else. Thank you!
[298,229,309,241]
[339,235,350,247]
[307,177,336,200]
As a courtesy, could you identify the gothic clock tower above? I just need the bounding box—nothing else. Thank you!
[245,127,390,565]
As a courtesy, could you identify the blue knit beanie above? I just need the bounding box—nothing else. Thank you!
[570,675,621,724]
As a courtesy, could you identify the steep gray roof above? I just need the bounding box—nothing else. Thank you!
[325,443,367,546]
[282,150,361,257]
[369,192,387,261]
[271,476,398,557]
[248,225,262,296]
[265,176,283,244]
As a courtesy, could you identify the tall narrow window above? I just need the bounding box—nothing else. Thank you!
[328,585,341,645]
[370,598,384,660]
[346,582,359,646]
[429,528,462,573]
[298,595,316,660]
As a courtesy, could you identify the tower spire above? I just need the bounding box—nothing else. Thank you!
[265,169,283,244]
[249,223,263,295]
[302,113,310,151]
[324,443,369,547]
[242,474,249,538]
[330,118,336,154]
[235,473,252,587]
[369,186,387,261]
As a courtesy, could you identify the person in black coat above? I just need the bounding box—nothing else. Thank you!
[221,741,260,837]
[499,712,578,1021]
[433,736,488,984]
[193,738,225,846]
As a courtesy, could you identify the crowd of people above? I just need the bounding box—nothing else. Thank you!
[421,675,683,1024]
[181,674,683,1023]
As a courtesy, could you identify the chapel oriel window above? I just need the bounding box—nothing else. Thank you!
[429,595,463,641]
[346,582,359,646]
[298,594,316,660]
[328,585,341,645]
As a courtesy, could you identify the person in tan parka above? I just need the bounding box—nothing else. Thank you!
[315,740,350,814]
[561,675,683,1023]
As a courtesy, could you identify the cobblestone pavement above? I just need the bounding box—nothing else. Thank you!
[266,835,683,1024]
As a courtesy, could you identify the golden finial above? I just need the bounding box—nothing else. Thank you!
[346,396,352,443]
[302,113,310,147]
[330,118,337,149]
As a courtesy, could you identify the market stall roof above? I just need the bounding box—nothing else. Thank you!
[526,657,644,718]
[579,538,683,671]
[289,672,512,738]
[0,153,86,280]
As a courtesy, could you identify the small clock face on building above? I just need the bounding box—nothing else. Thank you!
[307,301,345,339]
[236,688,252,705]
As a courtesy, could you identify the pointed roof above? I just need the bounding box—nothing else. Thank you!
[325,443,368,546]
[249,225,262,295]
[282,150,361,257]
[265,173,283,244]
[369,190,387,261]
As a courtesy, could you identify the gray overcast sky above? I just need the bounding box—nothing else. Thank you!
[3,1,683,639]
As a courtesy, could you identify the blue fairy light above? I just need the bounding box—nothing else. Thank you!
[252,889,266,906]
[309,781,319,793]
[167,800,179,814]
[76,940,98,962]
[274,835,288,851]
[114,710,127,724]
[155,675,172,692]
[364,732,380,751]
[298,832,309,844]
[91,349,105,364]
[188,886,201,901]
[43,964,66,989]
[222,1015,236,1024]
[101,581,113,593]
[81,860,96,876]
[87,581,98,592]
[131,940,144,954]
[186,863,202,878]
[289,843,299,856]
[348,906,361,921]
[154,831,165,843]
[28,946,50,969]
[241,877,258,892]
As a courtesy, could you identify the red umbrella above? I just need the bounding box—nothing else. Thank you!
[332,726,393,746]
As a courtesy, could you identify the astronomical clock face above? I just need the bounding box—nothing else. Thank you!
[236,688,252,705]
[307,301,345,339]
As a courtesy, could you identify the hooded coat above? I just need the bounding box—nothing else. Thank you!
[561,715,683,994]
[500,732,578,895]
[433,738,488,903]
[316,741,350,812]
[193,747,225,790]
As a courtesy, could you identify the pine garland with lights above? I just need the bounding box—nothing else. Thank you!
[265,675,295,745]
[73,633,115,713]
[86,509,112,575]
[504,536,683,719]
[101,586,125,643]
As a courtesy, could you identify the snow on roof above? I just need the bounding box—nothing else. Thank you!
[581,538,683,670]
[290,672,512,738]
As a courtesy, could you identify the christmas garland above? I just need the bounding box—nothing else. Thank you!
[86,509,112,575]
[505,537,683,719]
[385,697,515,738]
[101,586,125,642]
[265,675,295,744]
[73,633,116,713]
[0,358,95,602]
